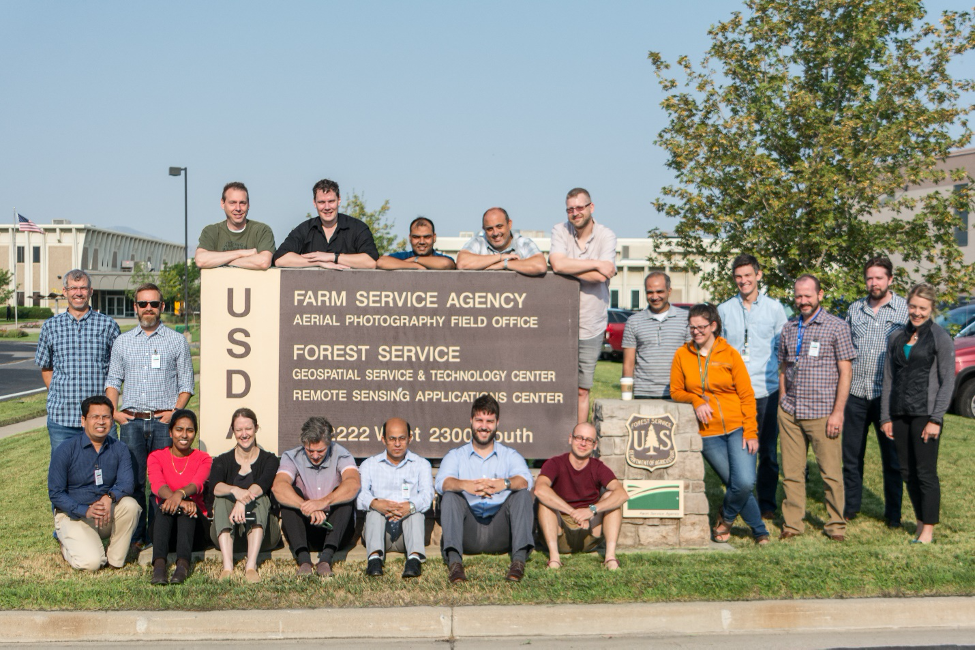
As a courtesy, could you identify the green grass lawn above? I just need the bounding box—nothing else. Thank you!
[0,362,972,610]
[0,392,47,427]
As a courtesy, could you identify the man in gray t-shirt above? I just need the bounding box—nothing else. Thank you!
[195,181,276,270]
[622,272,690,398]
[456,207,547,276]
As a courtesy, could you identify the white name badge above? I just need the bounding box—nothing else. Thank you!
[401,481,411,500]
[151,353,162,369]
[808,341,821,357]
[94,469,103,486]
[741,350,750,362]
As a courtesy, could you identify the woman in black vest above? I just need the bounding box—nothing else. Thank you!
[880,283,955,544]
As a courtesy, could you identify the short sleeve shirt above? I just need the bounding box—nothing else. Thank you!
[549,220,617,340]
[540,453,617,509]
[622,306,690,398]
[778,309,856,419]
[273,214,380,263]
[197,220,276,254]
[388,249,454,261]
[277,443,357,499]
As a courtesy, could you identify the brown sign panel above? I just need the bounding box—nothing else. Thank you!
[201,268,579,459]
[625,413,678,472]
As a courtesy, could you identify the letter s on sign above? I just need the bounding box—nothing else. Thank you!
[227,328,251,359]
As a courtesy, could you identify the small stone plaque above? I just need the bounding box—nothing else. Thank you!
[623,480,684,518]
[625,412,678,472]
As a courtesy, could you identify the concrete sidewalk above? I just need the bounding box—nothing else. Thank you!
[0,597,972,643]
[0,415,46,441]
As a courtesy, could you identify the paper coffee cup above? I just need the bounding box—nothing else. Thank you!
[620,377,634,401]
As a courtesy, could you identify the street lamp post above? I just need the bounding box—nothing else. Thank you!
[168,166,189,331]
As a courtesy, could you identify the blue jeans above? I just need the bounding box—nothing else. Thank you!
[700,428,768,538]
[47,418,84,457]
[118,417,171,544]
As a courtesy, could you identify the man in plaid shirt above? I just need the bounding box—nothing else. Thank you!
[842,257,907,527]
[105,282,194,547]
[35,269,120,457]
[777,274,856,542]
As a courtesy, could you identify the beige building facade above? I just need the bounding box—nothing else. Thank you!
[0,221,184,316]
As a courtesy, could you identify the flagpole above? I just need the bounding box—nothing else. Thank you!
[11,209,17,329]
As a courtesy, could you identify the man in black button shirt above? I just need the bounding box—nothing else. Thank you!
[273,178,380,269]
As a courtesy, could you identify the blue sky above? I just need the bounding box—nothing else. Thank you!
[1,1,972,249]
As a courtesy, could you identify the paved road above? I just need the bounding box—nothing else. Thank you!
[0,340,45,400]
[1,628,973,649]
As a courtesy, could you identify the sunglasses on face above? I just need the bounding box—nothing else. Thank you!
[136,301,162,308]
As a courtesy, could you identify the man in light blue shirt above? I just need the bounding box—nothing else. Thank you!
[358,417,434,579]
[435,394,534,584]
[718,254,788,518]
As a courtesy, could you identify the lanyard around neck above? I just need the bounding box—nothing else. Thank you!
[795,307,821,361]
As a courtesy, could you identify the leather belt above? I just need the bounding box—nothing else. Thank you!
[122,409,169,420]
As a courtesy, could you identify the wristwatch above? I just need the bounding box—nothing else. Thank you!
[503,258,509,270]
[503,478,512,490]
[589,504,598,515]
[409,502,416,515]
[334,252,340,264]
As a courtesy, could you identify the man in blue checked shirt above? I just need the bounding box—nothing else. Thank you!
[36,269,120,457]
[105,282,194,548]
[435,394,534,584]
[358,417,434,579]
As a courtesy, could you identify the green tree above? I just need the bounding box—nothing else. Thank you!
[0,268,16,307]
[648,0,975,306]
[158,261,201,316]
[306,190,405,255]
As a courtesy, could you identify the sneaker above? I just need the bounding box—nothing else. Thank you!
[366,557,383,577]
[402,557,422,579]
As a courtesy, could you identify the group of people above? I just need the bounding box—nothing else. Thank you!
[624,255,954,545]
[39,176,955,586]
[195,179,617,423]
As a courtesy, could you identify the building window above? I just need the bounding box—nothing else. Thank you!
[631,290,640,310]
[622,245,630,259]
[32,246,40,264]
[16,291,24,307]
[610,289,619,309]
[16,246,24,264]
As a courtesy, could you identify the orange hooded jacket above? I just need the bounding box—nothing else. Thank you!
[669,337,757,440]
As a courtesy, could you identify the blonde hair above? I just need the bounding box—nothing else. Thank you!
[906,283,938,320]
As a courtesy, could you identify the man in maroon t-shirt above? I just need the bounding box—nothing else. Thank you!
[534,423,628,570]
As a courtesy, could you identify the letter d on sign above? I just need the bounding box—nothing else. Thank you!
[227,369,251,398]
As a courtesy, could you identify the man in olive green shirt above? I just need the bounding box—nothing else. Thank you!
[195,182,276,269]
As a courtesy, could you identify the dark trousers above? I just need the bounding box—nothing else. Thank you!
[842,395,903,521]
[440,490,534,564]
[118,417,171,544]
[150,506,207,562]
[754,393,781,514]
[890,415,941,525]
[279,494,354,565]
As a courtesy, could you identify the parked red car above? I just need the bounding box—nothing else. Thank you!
[953,330,974,418]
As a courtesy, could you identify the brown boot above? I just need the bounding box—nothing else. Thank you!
[151,558,168,586]
[169,558,190,585]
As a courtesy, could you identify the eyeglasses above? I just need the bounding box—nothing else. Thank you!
[65,286,90,293]
[135,301,162,308]
[689,324,712,333]
[85,414,113,422]
[572,434,597,445]
[566,203,592,215]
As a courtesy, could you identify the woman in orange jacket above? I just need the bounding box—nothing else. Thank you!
[670,303,769,545]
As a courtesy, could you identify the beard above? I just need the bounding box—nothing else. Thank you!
[139,313,161,329]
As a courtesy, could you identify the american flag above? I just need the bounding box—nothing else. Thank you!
[17,214,42,233]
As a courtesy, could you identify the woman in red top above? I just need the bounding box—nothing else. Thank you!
[147,409,212,585]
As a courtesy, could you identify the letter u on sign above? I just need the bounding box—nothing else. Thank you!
[228,288,251,317]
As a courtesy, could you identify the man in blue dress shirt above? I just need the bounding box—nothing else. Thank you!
[435,394,534,584]
[358,417,434,578]
[48,395,140,571]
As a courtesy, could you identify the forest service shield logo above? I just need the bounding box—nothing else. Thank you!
[625,412,677,472]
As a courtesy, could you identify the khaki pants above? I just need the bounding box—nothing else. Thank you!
[54,497,141,570]
[554,512,603,554]
[778,407,846,536]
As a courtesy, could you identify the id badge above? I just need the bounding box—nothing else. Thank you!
[808,341,821,357]
[401,481,411,501]
[741,348,750,362]
[151,353,162,369]
[94,469,103,486]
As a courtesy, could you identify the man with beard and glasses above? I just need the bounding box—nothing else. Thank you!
[36,269,120,458]
[549,188,618,422]
[435,394,535,584]
[842,256,907,527]
[105,283,194,549]
[777,274,856,542]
